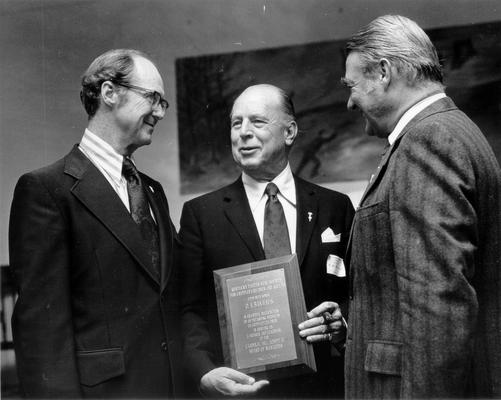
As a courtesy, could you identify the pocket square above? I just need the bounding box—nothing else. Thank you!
[326,254,346,277]
[321,227,341,243]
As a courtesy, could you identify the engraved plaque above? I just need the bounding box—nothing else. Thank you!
[214,254,316,380]
[227,268,296,369]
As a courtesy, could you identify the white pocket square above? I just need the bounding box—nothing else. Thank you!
[321,227,341,243]
[326,254,346,277]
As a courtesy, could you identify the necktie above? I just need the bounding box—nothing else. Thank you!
[263,182,291,258]
[381,142,391,158]
[122,157,160,276]
[369,143,391,184]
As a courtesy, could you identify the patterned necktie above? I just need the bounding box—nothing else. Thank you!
[122,157,160,276]
[263,182,291,259]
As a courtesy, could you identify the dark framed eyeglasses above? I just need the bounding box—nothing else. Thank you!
[112,81,169,111]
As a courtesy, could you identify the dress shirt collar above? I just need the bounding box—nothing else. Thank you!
[79,128,127,186]
[242,163,296,212]
[388,92,446,145]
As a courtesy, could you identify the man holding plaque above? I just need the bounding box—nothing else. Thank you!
[180,84,354,398]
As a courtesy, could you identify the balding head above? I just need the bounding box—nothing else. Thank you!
[232,84,296,122]
[230,84,298,181]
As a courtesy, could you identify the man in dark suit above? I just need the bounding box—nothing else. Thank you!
[342,15,501,398]
[180,84,354,398]
[9,49,182,398]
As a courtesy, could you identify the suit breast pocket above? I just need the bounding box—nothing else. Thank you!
[356,200,387,220]
[321,242,342,258]
[352,201,394,277]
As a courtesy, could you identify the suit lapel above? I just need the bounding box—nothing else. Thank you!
[348,96,458,266]
[143,177,173,292]
[358,145,393,206]
[223,178,265,261]
[358,97,457,207]
[65,146,160,284]
[295,177,318,268]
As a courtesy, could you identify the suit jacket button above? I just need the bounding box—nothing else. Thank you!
[161,341,168,351]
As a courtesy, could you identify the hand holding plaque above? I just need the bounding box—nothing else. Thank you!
[213,254,316,381]
[298,301,346,344]
[200,367,269,397]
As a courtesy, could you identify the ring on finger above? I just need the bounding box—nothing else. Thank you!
[323,312,334,323]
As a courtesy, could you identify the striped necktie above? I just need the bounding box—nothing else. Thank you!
[122,157,160,276]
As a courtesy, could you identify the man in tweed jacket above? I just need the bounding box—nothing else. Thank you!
[342,15,501,398]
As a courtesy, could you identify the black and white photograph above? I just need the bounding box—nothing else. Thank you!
[1,1,500,398]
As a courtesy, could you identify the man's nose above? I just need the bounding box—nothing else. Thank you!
[152,104,165,120]
[240,120,253,137]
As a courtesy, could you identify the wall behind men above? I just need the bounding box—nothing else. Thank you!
[1,0,500,265]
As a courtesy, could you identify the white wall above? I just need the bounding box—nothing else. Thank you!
[1,0,500,264]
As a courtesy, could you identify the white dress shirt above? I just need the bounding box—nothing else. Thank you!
[79,130,157,221]
[242,163,297,254]
[388,92,446,145]
[79,129,132,211]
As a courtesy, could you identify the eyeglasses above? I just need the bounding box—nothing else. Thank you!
[112,81,169,111]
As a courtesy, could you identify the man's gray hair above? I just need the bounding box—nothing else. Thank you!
[346,15,443,85]
[276,87,296,122]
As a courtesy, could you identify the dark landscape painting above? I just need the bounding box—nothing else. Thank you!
[176,21,501,194]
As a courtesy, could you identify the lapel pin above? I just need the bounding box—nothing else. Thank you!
[149,185,155,193]
[307,212,313,222]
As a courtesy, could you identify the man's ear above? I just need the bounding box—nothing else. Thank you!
[376,58,393,89]
[284,120,298,146]
[100,81,119,108]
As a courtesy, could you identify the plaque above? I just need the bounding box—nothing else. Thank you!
[213,254,316,380]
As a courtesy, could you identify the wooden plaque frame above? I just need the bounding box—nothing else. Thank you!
[213,254,316,380]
